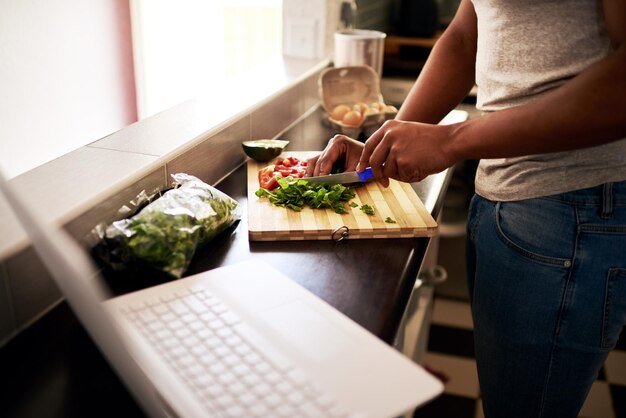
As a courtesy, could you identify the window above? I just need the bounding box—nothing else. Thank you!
[131,0,283,118]
[0,1,284,178]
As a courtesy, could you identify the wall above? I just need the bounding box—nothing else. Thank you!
[0,0,137,178]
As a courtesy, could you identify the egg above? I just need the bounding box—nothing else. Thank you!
[353,102,369,114]
[330,104,351,121]
[370,102,386,112]
[384,105,398,113]
[363,107,379,117]
[342,110,363,127]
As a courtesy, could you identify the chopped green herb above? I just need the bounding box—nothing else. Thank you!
[101,173,240,278]
[385,217,396,223]
[255,177,355,214]
[360,204,375,216]
[349,201,359,208]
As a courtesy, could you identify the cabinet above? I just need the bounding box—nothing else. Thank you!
[383,33,442,77]
[393,212,445,365]
[384,33,441,55]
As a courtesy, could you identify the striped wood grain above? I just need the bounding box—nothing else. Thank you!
[247,152,438,241]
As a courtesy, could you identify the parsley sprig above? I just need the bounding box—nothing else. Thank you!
[360,204,375,215]
[255,177,356,214]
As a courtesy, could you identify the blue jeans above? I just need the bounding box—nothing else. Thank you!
[466,181,626,418]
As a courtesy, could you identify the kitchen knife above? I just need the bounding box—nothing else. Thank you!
[305,167,375,185]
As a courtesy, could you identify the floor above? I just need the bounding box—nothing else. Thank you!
[414,297,626,418]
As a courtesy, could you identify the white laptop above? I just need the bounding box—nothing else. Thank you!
[0,170,442,418]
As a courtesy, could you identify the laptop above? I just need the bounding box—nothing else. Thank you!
[0,170,442,418]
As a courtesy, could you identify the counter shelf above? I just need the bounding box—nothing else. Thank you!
[0,106,453,418]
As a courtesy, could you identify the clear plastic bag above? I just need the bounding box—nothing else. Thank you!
[95,173,240,278]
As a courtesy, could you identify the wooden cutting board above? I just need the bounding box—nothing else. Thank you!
[247,152,437,241]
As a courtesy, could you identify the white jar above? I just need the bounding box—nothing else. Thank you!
[333,29,387,77]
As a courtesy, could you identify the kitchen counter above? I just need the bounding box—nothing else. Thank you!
[0,107,454,418]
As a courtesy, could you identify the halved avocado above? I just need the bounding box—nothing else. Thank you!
[242,139,289,162]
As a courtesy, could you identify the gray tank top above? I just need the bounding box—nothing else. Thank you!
[471,0,626,201]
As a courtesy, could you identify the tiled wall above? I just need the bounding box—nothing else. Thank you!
[0,67,324,347]
[0,262,15,340]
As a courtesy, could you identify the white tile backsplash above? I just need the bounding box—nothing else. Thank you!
[64,166,167,244]
[5,246,63,329]
[302,69,323,113]
[250,84,304,140]
[9,147,160,230]
[166,116,250,186]
[0,189,29,258]
[0,261,16,346]
[87,100,211,157]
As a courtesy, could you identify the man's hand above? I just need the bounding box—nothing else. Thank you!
[306,135,365,177]
[356,119,457,187]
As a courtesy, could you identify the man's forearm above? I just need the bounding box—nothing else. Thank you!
[446,44,626,162]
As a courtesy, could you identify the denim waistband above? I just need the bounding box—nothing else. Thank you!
[542,180,626,206]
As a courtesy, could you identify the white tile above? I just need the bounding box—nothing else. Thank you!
[250,85,303,140]
[604,350,626,386]
[300,71,321,113]
[167,117,249,186]
[578,381,615,418]
[10,146,160,229]
[88,100,213,157]
[0,190,29,258]
[0,261,17,346]
[64,166,167,243]
[423,351,480,398]
[5,246,63,328]
[432,298,474,330]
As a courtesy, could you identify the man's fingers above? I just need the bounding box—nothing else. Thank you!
[308,135,342,176]
[357,129,381,171]
[358,120,394,172]
[369,129,394,181]
[305,155,319,177]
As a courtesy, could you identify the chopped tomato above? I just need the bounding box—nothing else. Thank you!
[258,156,307,190]
[262,175,280,190]
[259,165,281,190]
[290,169,305,178]
[279,157,303,167]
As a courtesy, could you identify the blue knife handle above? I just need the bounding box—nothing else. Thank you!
[357,167,375,182]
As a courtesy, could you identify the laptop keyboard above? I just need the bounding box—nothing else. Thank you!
[122,286,348,418]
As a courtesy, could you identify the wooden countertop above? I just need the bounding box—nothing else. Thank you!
[0,107,453,418]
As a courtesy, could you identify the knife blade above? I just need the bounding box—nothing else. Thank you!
[305,167,375,185]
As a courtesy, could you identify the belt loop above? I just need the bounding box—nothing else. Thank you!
[601,182,614,219]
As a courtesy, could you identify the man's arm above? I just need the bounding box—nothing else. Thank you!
[358,0,626,185]
[307,0,479,178]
